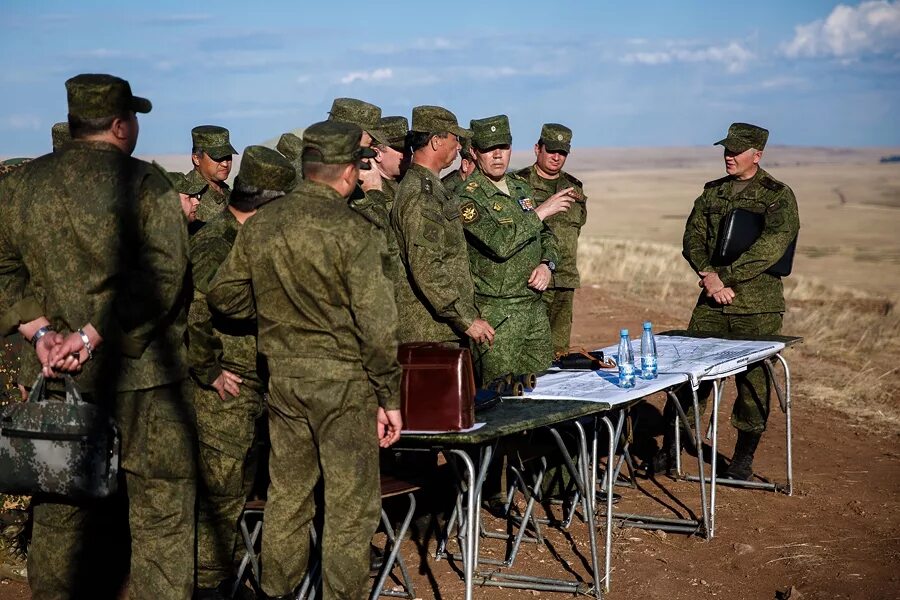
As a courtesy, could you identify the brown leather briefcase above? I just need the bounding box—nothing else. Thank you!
[398,343,475,431]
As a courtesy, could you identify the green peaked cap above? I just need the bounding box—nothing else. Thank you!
[470,114,512,150]
[539,123,572,153]
[235,145,296,193]
[715,122,769,153]
[302,121,376,167]
[192,125,238,158]
[65,73,152,120]
[51,122,71,151]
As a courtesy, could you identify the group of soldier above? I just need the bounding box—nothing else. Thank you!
[0,70,799,600]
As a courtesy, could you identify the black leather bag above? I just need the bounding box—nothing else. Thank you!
[711,208,797,277]
[0,375,120,499]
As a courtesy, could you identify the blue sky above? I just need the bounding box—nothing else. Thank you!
[2,0,899,155]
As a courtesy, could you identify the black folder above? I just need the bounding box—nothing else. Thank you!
[711,208,797,277]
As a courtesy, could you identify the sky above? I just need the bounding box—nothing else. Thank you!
[2,0,899,155]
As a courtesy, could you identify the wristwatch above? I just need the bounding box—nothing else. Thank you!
[542,260,556,273]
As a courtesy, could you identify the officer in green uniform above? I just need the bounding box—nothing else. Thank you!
[516,124,587,355]
[390,106,495,346]
[441,136,477,196]
[207,121,403,600]
[190,125,238,223]
[457,115,575,385]
[190,146,295,599]
[653,122,800,480]
[0,73,195,600]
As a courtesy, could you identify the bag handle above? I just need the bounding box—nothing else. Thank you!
[26,374,85,405]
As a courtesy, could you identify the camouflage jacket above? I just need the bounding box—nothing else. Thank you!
[390,163,480,343]
[188,209,263,391]
[207,180,401,410]
[188,168,231,224]
[441,169,465,197]
[457,169,559,302]
[0,140,189,392]
[349,179,403,298]
[683,167,800,314]
[515,166,587,288]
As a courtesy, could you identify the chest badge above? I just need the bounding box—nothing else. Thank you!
[460,202,480,224]
[518,197,534,211]
[492,202,503,211]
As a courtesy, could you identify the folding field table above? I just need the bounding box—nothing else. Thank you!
[647,331,801,538]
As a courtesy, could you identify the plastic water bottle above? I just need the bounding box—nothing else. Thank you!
[640,321,658,380]
[617,329,635,388]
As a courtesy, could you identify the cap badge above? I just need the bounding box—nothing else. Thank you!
[490,125,497,132]
[557,134,564,141]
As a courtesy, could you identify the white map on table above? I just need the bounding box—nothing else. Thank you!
[522,370,688,405]
[596,335,785,384]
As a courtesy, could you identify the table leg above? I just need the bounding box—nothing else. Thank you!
[774,353,793,496]
[448,449,476,600]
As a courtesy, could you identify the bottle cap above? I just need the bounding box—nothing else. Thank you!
[620,329,628,336]
[643,322,652,329]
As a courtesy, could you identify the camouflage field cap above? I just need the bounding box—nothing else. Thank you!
[715,122,769,153]
[51,122,71,151]
[377,116,409,151]
[327,98,389,145]
[234,145,296,193]
[470,114,512,150]
[155,164,207,196]
[540,123,573,153]
[302,121,377,168]
[65,73,152,120]
[191,125,238,158]
[410,106,471,138]
[276,132,303,162]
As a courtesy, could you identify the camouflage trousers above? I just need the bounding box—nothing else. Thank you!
[473,296,554,387]
[28,382,197,600]
[541,287,576,356]
[261,375,380,599]
[195,382,264,589]
[673,305,784,433]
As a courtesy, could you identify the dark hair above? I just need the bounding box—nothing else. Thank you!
[407,131,449,152]
[68,113,124,139]
[229,185,286,212]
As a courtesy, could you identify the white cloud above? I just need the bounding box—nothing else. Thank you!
[621,42,755,73]
[783,0,900,58]
[339,68,394,84]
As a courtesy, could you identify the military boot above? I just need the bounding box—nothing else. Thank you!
[724,430,762,481]
[0,512,28,583]
[648,425,679,477]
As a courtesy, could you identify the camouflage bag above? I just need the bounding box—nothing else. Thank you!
[0,375,119,499]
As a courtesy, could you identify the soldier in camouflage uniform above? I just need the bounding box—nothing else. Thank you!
[208,121,402,599]
[516,124,587,355]
[441,136,477,196]
[390,106,494,346]
[190,146,295,599]
[654,122,800,480]
[0,74,195,599]
[276,131,304,178]
[458,115,575,385]
[0,121,72,583]
[159,167,207,233]
[190,125,238,223]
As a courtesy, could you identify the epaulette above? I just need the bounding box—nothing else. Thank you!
[349,203,380,228]
[508,171,528,183]
[222,226,238,245]
[704,175,731,189]
[759,176,785,192]
[514,166,532,178]
[418,176,433,195]
[563,172,583,188]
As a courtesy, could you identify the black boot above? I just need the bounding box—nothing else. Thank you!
[648,426,678,477]
[725,430,762,480]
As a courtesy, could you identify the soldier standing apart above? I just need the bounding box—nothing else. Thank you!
[516,124,587,355]
[458,115,574,385]
[441,136,477,196]
[188,125,238,223]
[0,74,195,599]
[653,122,800,480]
[390,106,494,346]
[208,121,403,599]
[190,146,295,599]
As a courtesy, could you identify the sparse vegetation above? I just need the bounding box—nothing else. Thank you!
[579,237,900,430]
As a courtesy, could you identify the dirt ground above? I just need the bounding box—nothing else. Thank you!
[3,286,897,600]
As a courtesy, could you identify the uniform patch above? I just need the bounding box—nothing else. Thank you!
[492,202,503,211]
[518,197,534,211]
[498,217,513,224]
[460,201,479,224]
[421,178,433,194]
[465,181,479,192]
[759,176,784,192]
